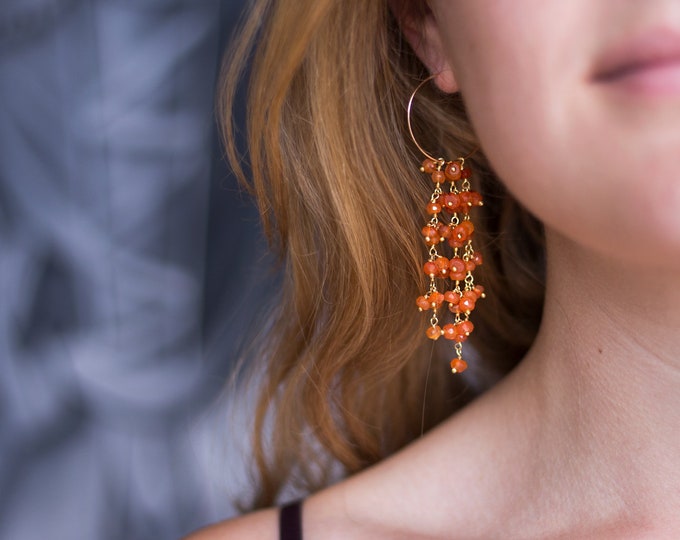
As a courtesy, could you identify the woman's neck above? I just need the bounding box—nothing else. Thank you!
[506,229,680,536]
[306,229,680,539]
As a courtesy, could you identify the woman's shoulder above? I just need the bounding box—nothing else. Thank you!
[183,508,278,540]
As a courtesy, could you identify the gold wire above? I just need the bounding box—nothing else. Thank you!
[407,75,441,163]
[407,74,479,162]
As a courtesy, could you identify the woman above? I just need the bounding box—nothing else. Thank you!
[188,0,680,537]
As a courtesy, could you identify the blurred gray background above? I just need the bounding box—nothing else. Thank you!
[0,0,268,538]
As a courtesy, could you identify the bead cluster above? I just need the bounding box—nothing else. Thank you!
[416,157,484,374]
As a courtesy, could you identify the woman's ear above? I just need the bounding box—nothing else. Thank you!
[389,0,458,93]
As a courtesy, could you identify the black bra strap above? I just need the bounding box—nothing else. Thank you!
[279,500,303,540]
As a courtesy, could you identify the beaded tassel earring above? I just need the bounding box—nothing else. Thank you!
[408,77,485,374]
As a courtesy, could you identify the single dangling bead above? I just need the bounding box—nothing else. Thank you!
[449,258,467,281]
[457,320,474,337]
[450,358,468,373]
[448,237,466,249]
[468,191,483,206]
[441,192,460,213]
[426,325,442,340]
[421,158,438,173]
[459,291,477,313]
[435,256,450,277]
[457,191,483,214]
[453,331,468,343]
[442,324,457,340]
[444,161,462,181]
[431,170,447,184]
[429,291,445,308]
[460,220,475,236]
[422,225,440,245]
[444,290,461,305]
[426,201,442,215]
[452,224,471,243]
[437,223,452,239]
[457,192,472,213]
[423,261,438,277]
[416,296,431,311]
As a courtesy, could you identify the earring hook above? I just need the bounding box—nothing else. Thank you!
[407,74,479,164]
[407,74,441,163]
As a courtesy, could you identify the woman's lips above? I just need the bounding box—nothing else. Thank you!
[592,29,680,97]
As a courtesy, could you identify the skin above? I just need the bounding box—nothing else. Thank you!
[188,1,680,537]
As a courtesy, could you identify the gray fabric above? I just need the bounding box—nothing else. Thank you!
[0,1,263,538]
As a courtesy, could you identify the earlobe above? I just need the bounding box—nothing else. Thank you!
[432,70,457,94]
[391,1,459,94]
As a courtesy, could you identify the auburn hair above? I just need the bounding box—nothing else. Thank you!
[219,0,545,509]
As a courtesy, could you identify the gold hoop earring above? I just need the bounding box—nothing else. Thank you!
[409,75,485,374]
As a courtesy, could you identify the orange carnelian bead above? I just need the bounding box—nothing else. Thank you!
[457,320,474,336]
[444,161,462,181]
[452,224,469,243]
[426,201,442,215]
[460,167,472,180]
[450,358,468,373]
[449,303,460,314]
[450,271,467,282]
[471,252,483,266]
[442,324,457,340]
[435,256,450,276]
[437,223,452,239]
[423,261,438,276]
[460,220,475,236]
[422,225,439,245]
[431,170,446,184]
[441,192,460,213]
[458,192,472,212]
[449,258,466,273]
[473,284,485,298]
[426,325,442,340]
[468,191,483,206]
[416,296,431,310]
[463,289,478,301]
[459,296,476,313]
[429,291,445,307]
[464,260,476,273]
[421,159,438,173]
[444,290,461,305]
[448,237,465,249]
[449,258,467,280]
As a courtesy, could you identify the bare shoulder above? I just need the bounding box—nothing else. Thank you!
[183,508,278,540]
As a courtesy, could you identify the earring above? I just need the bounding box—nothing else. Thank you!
[408,76,485,374]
